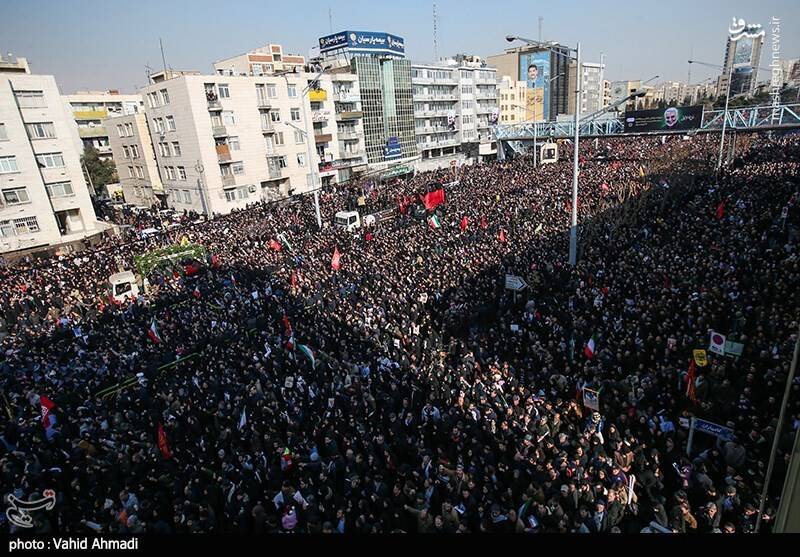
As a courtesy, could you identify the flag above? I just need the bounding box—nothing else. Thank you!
[460,216,468,232]
[422,188,445,211]
[148,318,162,344]
[290,271,298,287]
[285,333,295,351]
[428,215,442,229]
[230,273,238,289]
[584,334,597,359]
[280,447,293,471]
[365,232,373,242]
[193,286,201,299]
[686,359,697,402]
[269,239,282,252]
[157,422,172,459]
[40,395,57,439]
[277,233,295,254]
[298,344,316,368]
[282,314,292,336]
[498,229,506,243]
[480,216,488,230]
[331,247,341,271]
[715,200,726,220]
[239,407,247,430]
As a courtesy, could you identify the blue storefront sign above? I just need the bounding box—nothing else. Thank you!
[319,31,405,56]
[384,136,402,160]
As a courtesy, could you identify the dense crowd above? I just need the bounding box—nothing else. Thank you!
[1,132,799,534]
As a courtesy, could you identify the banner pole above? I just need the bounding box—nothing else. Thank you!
[687,417,696,457]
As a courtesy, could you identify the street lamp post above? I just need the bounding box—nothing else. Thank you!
[717,60,735,172]
[506,35,582,265]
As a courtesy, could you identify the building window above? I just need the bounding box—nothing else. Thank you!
[44,182,74,199]
[237,186,249,199]
[14,91,46,108]
[267,84,277,98]
[125,123,134,136]
[165,116,176,131]
[135,166,144,179]
[294,130,304,144]
[117,124,125,137]
[228,136,240,151]
[232,162,244,175]
[217,83,230,99]
[183,190,191,203]
[224,189,236,202]
[287,84,297,98]
[222,111,235,125]
[159,143,170,157]
[166,166,176,180]
[131,145,140,158]
[277,156,287,168]
[2,187,30,205]
[172,141,181,156]
[275,132,284,146]
[128,166,135,178]
[270,110,281,122]
[265,135,274,154]
[13,216,39,234]
[177,166,186,180]
[122,146,130,159]
[25,122,56,140]
[159,89,170,105]
[290,108,301,122]
[36,152,65,168]
[297,153,306,167]
[153,118,164,133]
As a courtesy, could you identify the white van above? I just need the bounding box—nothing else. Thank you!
[108,271,140,303]
[334,210,361,232]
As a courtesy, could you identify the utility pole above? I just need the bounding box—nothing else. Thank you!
[433,3,438,62]
[159,38,168,79]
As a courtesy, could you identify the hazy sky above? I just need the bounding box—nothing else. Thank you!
[1,0,797,94]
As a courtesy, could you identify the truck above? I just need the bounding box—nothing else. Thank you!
[108,270,141,304]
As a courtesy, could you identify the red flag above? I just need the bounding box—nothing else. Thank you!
[157,422,172,460]
[193,286,201,299]
[331,247,341,271]
[498,229,506,243]
[282,314,292,336]
[460,216,468,232]
[40,395,56,429]
[269,239,283,252]
[480,216,488,230]
[715,200,726,220]
[686,359,697,402]
[422,188,445,211]
[184,262,201,276]
[365,232,373,242]
[399,196,413,215]
[290,271,298,287]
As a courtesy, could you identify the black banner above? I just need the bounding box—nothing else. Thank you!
[623,106,703,133]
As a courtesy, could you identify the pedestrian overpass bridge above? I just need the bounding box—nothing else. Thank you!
[493,103,800,142]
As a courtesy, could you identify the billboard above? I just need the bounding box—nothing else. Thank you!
[384,136,402,160]
[732,36,754,68]
[520,51,550,122]
[623,106,703,133]
[319,31,405,56]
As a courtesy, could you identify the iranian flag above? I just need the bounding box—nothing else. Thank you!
[193,285,201,299]
[480,216,488,230]
[298,344,316,368]
[281,447,293,471]
[428,215,442,229]
[40,395,57,439]
[331,247,342,271]
[148,318,162,344]
[584,334,597,359]
[498,229,507,243]
[157,422,172,459]
[285,334,295,351]
[460,216,468,231]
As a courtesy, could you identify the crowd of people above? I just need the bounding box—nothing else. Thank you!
[1,131,799,534]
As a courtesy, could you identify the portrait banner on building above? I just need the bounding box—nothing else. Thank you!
[520,51,550,122]
[623,106,703,133]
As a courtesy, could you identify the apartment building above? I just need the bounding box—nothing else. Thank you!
[139,70,367,215]
[213,44,305,77]
[411,60,498,171]
[498,77,529,124]
[64,91,143,160]
[105,112,164,206]
[567,62,606,116]
[0,61,103,254]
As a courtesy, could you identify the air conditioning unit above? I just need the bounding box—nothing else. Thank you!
[248,185,256,193]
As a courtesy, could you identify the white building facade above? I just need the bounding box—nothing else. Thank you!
[105,112,164,206]
[411,61,498,171]
[0,71,103,254]
[64,91,144,159]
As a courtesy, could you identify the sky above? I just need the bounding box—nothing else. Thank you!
[1,0,798,94]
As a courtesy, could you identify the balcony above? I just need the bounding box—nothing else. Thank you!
[476,105,495,114]
[266,167,284,180]
[417,126,457,135]
[221,174,236,186]
[314,133,333,144]
[212,125,228,137]
[337,130,361,141]
[475,90,499,100]
[308,89,328,102]
[216,144,231,162]
[312,110,331,123]
[338,148,366,159]
[256,97,271,109]
[333,92,360,103]
[261,121,275,133]
[73,109,108,120]
[335,110,363,121]
[418,139,460,150]
[207,98,222,111]
[78,126,107,138]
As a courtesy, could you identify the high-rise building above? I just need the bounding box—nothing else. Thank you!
[567,62,606,116]
[411,58,498,171]
[63,91,144,160]
[105,112,164,206]
[498,76,529,124]
[486,44,571,122]
[212,44,305,77]
[0,57,105,254]
[138,69,366,215]
[315,31,418,170]
[717,18,765,97]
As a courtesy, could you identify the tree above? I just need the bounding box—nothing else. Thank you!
[80,146,117,193]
